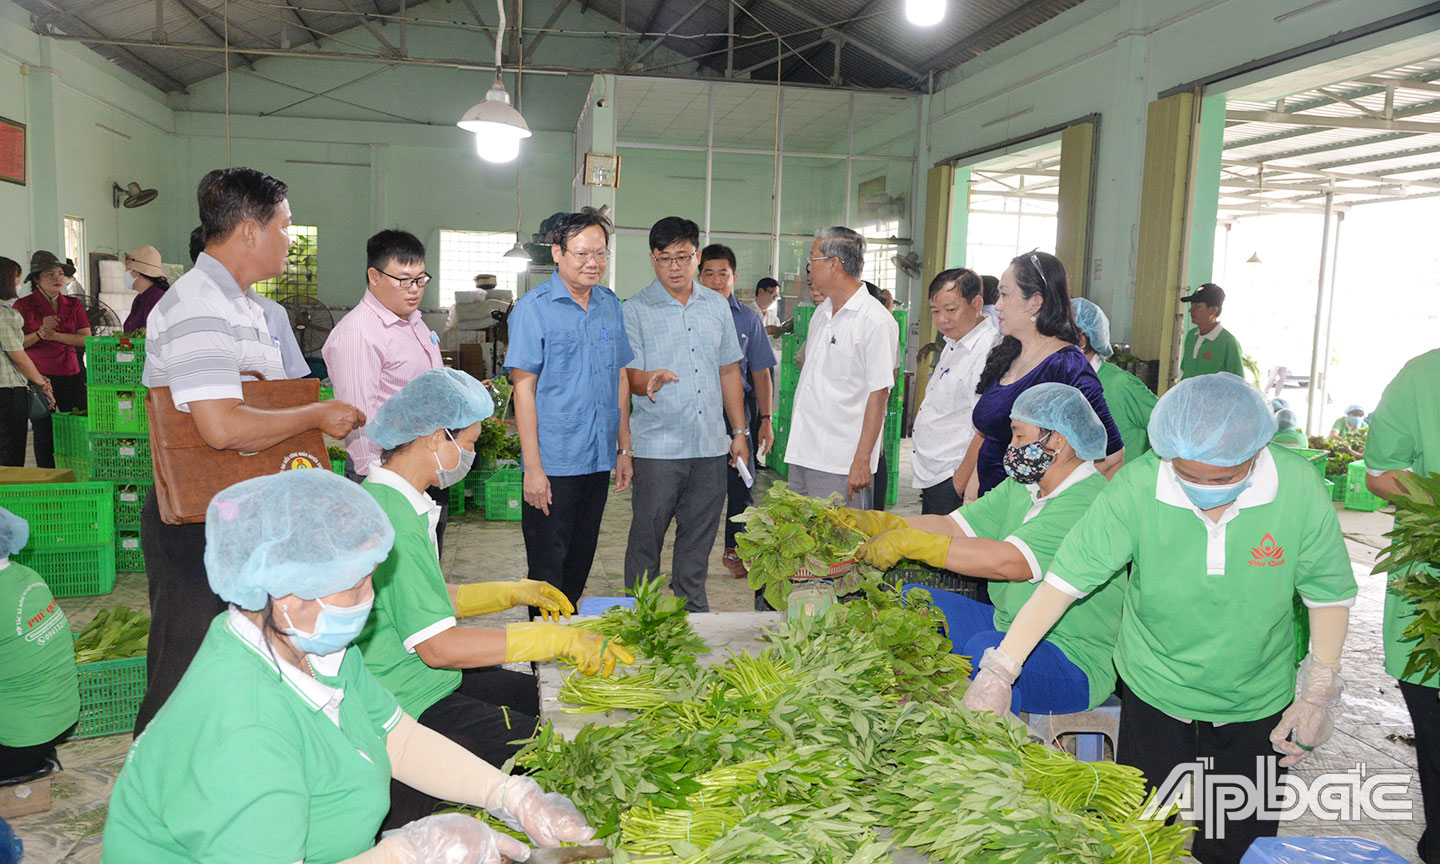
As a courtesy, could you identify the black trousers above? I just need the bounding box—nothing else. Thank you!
[0,386,28,466]
[872,451,889,513]
[30,372,85,468]
[133,489,224,737]
[1402,680,1440,864]
[1118,683,1286,864]
[0,722,75,783]
[384,666,541,831]
[723,391,758,549]
[521,471,610,610]
[920,478,962,515]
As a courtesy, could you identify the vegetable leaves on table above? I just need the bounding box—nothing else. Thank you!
[1376,471,1440,682]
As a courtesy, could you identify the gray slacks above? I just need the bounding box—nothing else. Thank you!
[625,455,728,612]
[788,463,873,510]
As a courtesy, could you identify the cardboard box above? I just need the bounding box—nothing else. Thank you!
[0,777,51,818]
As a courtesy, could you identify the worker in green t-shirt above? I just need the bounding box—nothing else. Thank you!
[1365,348,1440,864]
[102,469,595,864]
[1179,283,1244,380]
[0,506,79,782]
[355,368,632,829]
[844,383,1124,714]
[964,373,1356,864]
[1072,297,1157,456]
[1271,408,1308,448]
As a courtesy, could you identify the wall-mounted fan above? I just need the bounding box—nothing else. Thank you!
[891,251,922,279]
[85,298,122,335]
[277,294,335,357]
[112,182,159,209]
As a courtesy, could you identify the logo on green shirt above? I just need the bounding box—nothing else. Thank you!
[1249,533,1285,567]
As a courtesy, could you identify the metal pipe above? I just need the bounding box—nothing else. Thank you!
[1304,191,1334,434]
[1316,211,1345,422]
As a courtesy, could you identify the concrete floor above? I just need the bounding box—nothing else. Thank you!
[9,450,1427,863]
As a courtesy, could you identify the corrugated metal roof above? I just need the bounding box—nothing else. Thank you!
[19,0,1081,93]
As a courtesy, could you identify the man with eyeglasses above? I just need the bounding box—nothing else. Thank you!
[505,209,634,612]
[623,217,748,613]
[323,230,448,541]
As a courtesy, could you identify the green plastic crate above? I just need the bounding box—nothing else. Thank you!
[331,458,345,476]
[484,469,522,521]
[87,385,149,434]
[0,481,114,547]
[777,389,795,421]
[781,334,799,369]
[53,411,91,459]
[1329,477,1345,502]
[1293,448,1327,476]
[319,385,334,401]
[88,433,152,482]
[14,542,116,598]
[115,531,145,572]
[883,437,899,508]
[84,336,146,387]
[793,306,814,339]
[779,362,801,393]
[112,482,151,530]
[56,454,92,481]
[449,480,466,515]
[75,655,147,738]
[1344,460,1384,512]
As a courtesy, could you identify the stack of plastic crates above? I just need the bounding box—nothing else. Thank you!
[0,481,116,597]
[484,468,523,521]
[85,335,152,572]
[879,309,908,508]
[53,411,92,480]
[1344,460,1385,512]
[75,652,148,738]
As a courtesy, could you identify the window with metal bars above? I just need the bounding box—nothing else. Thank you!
[254,225,318,300]
[437,230,520,307]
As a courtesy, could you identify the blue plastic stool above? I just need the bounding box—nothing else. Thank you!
[1240,837,1408,864]
[578,596,636,616]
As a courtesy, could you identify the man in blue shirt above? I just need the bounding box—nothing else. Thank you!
[505,209,634,609]
[698,244,776,579]
[623,218,748,612]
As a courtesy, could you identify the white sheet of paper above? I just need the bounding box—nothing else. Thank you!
[736,456,754,488]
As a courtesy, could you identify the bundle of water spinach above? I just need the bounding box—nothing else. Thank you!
[732,483,871,610]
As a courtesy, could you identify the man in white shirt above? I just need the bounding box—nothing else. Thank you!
[911,268,1000,515]
[749,277,782,335]
[785,227,898,507]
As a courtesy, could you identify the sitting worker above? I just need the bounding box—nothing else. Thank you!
[1271,408,1307,448]
[964,373,1356,864]
[0,506,79,784]
[102,469,595,864]
[354,367,632,829]
[1072,297,1157,457]
[1330,404,1368,439]
[847,383,1124,714]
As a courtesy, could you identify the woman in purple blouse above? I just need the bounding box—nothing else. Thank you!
[953,251,1126,500]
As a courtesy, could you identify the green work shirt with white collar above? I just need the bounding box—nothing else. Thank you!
[354,475,462,718]
[1097,360,1158,457]
[1365,348,1440,687]
[950,464,1125,710]
[1046,447,1357,722]
[0,559,79,746]
[1179,324,1244,380]
[102,611,403,864]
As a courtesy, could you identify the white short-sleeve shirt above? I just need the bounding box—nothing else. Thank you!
[911,316,1000,488]
[786,288,899,475]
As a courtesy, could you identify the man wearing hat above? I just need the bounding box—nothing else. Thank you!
[121,245,171,333]
[1179,283,1244,380]
[14,250,90,467]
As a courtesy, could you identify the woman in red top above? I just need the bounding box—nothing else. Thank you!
[15,251,90,467]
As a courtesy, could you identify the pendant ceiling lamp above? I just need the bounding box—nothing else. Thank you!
[905,0,945,26]
[457,0,531,163]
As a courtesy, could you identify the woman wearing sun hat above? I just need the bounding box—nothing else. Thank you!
[14,251,90,468]
[120,245,170,333]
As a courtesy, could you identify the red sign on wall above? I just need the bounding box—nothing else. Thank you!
[0,117,26,186]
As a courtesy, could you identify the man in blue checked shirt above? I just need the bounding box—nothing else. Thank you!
[623,217,750,612]
[506,209,635,610]
[698,243,776,581]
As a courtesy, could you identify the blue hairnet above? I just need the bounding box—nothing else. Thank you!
[1345,404,1365,416]
[1270,398,1291,412]
[0,507,29,557]
[1010,382,1108,461]
[1149,372,1276,467]
[205,469,396,611]
[368,368,494,450]
[1275,408,1301,432]
[1070,298,1113,358]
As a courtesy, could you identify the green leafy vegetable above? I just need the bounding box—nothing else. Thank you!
[73,607,150,664]
[1376,471,1440,681]
[573,573,708,666]
[733,483,869,610]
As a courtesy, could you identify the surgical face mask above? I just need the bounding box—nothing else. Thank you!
[1346,416,1361,427]
[1174,464,1253,511]
[1003,432,1056,486]
[123,270,138,291]
[281,595,374,656]
[434,430,475,489]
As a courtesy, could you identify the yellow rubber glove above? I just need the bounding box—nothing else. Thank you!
[860,528,951,570]
[836,507,910,537]
[504,622,635,676]
[455,581,575,622]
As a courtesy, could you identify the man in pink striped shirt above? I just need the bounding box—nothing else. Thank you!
[323,230,447,542]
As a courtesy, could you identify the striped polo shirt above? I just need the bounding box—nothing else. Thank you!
[142,252,288,411]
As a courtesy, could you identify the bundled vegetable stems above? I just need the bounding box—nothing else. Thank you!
[1376,471,1440,681]
[512,575,1191,863]
[732,483,871,610]
[573,573,708,666]
[73,607,150,664]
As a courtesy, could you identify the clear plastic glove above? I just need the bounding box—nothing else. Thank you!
[1269,654,1345,768]
[456,581,575,621]
[835,507,909,537]
[961,646,1023,716]
[492,775,598,848]
[380,812,531,864]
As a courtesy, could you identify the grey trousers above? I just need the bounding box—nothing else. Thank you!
[625,455,728,612]
[789,463,873,509]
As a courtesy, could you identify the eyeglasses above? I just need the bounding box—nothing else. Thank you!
[653,252,696,269]
[564,249,611,264]
[375,268,431,290]
[1026,250,1050,291]
[806,255,834,263]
